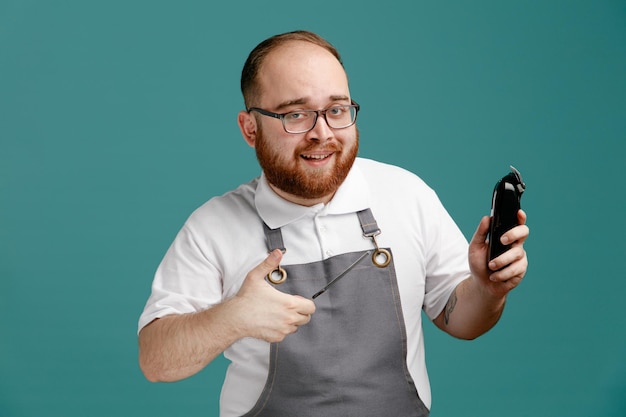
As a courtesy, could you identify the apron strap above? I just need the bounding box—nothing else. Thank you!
[264,223,286,253]
[263,208,380,252]
[356,208,381,237]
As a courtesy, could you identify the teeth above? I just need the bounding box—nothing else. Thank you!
[303,154,330,160]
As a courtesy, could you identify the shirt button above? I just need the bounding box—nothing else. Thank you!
[325,250,333,257]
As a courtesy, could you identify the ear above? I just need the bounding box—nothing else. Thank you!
[238,110,257,147]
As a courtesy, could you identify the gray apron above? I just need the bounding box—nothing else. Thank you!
[242,209,429,417]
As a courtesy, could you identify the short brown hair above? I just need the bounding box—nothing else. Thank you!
[240,30,344,108]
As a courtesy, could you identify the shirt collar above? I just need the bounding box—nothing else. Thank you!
[255,158,370,229]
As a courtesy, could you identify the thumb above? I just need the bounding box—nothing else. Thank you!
[470,216,491,247]
[252,249,284,282]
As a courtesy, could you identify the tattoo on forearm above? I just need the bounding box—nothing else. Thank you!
[444,289,457,326]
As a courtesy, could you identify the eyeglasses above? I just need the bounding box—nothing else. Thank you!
[248,101,360,134]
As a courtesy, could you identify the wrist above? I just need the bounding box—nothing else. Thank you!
[200,296,249,345]
[470,275,507,310]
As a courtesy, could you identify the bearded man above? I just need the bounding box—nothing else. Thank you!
[138,30,529,417]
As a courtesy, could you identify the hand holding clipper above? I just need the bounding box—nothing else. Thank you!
[488,166,526,261]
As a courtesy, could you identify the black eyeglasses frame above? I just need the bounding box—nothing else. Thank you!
[247,100,360,134]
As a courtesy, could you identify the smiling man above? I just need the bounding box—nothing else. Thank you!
[241,39,359,206]
[138,30,529,417]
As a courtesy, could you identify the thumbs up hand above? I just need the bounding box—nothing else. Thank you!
[232,249,316,343]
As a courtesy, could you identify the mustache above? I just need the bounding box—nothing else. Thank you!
[298,143,342,153]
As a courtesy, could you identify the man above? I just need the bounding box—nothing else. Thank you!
[138,30,529,417]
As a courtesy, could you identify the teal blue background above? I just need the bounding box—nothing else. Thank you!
[2,1,625,416]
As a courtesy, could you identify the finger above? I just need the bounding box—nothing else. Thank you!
[292,312,313,327]
[500,210,528,245]
[490,267,525,286]
[470,216,491,246]
[489,251,527,282]
[293,295,317,315]
[489,246,527,273]
[501,224,529,246]
[244,249,284,285]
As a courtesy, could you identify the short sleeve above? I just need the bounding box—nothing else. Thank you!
[137,223,223,333]
[421,194,471,320]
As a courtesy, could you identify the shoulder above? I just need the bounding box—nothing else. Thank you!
[354,158,451,232]
[172,177,268,285]
[355,157,436,198]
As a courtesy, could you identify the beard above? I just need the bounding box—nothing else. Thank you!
[255,126,359,201]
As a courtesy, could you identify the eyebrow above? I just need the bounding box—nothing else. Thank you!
[275,95,350,111]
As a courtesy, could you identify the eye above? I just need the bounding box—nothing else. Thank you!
[284,111,311,122]
[327,106,347,118]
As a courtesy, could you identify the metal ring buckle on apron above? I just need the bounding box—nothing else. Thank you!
[267,265,287,284]
[266,240,390,285]
[267,249,288,285]
[264,208,392,285]
[365,230,392,268]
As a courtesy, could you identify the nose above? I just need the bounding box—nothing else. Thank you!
[306,112,334,141]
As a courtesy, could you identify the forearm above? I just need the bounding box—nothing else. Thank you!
[138,298,244,382]
[138,250,317,382]
[434,276,507,340]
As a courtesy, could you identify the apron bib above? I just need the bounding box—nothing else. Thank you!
[243,209,428,417]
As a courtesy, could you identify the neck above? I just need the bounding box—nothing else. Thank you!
[268,183,334,207]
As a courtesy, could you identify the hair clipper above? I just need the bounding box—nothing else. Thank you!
[488,166,526,261]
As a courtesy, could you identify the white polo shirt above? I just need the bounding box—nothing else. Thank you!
[138,157,470,416]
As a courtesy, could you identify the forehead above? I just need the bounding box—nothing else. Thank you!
[256,41,350,108]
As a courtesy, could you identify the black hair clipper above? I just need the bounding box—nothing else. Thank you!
[488,166,526,261]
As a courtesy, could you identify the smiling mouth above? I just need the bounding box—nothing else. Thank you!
[301,153,332,160]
